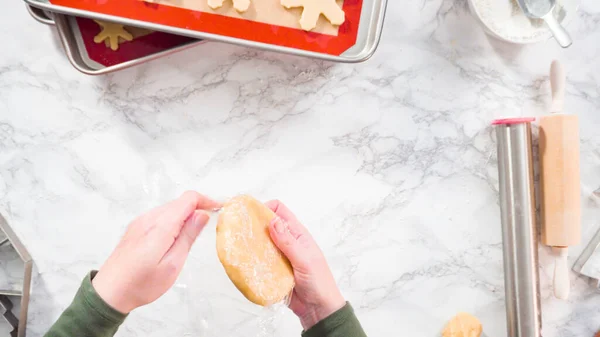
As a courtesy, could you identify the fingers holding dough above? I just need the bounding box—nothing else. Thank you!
[216,195,294,306]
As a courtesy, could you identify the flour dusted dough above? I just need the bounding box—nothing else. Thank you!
[93,20,133,51]
[216,195,294,306]
[281,0,345,31]
[208,0,250,12]
[442,313,482,337]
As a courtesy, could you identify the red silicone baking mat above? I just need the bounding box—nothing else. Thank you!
[49,0,363,56]
[74,17,198,67]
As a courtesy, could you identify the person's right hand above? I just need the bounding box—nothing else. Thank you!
[266,200,346,330]
[92,191,221,314]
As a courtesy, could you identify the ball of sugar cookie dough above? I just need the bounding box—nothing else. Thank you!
[442,312,482,337]
[216,195,294,306]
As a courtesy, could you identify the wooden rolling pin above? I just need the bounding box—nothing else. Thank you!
[539,60,581,300]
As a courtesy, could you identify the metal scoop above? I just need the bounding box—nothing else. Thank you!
[516,0,572,48]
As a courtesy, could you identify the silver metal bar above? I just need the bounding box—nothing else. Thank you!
[0,290,23,297]
[19,260,33,337]
[0,238,9,247]
[495,120,542,337]
[26,4,55,26]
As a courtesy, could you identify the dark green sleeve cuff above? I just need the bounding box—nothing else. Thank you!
[81,271,128,325]
[302,303,367,337]
[44,271,127,337]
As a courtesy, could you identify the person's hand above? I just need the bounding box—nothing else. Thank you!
[92,191,221,314]
[266,200,346,330]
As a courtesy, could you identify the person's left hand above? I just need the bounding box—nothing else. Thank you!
[92,191,221,314]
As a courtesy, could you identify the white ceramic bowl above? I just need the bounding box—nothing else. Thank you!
[468,0,580,44]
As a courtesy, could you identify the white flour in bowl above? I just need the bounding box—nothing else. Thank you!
[470,0,574,43]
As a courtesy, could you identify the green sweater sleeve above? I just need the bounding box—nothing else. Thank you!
[45,271,127,337]
[302,303,367,337]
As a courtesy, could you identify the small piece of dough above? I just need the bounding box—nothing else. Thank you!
[93,20,133,51]
[280,0,345,31]
[442,313,482,337]
[208,0,251,12]
[216,195,294,306]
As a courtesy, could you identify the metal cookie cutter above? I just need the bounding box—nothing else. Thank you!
[573,226,600,288]
[0,214,33,337]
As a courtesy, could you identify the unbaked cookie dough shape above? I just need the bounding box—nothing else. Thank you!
[442,312,482,337]
[93,20,133,51]
[281,0,345,31]
[208,0,251,12]
[216,195,294,306]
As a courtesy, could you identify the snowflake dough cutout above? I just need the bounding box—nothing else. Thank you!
[281,0,345,31]
[208,0,251,12]
[93,20,134,51]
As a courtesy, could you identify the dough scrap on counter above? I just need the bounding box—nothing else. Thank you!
[93,20,133,51]
[281,0,345,31]
[208,0,251,12]
[216,195,294,306]
[442,312,482,337]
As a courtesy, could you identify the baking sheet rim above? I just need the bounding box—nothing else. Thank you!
[53,13,207,75]
[26,4,55,25]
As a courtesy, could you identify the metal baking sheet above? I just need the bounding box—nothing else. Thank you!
[51,13,206,75]
[26,4,55,25]
[23,0,387,62]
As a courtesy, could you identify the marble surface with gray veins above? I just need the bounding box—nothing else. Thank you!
[1,0,599,336]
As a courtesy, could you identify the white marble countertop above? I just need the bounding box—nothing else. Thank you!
[1,1,599,336]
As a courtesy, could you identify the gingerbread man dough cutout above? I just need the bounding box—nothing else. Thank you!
[281,0,345,31]
[208,0,251,12]
[93,20,133,51]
